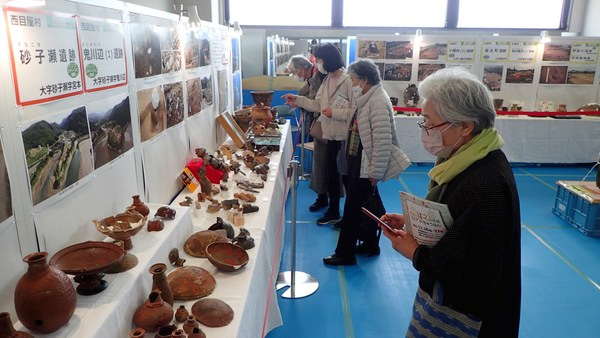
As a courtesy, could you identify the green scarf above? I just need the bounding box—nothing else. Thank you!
[428,128,504,186]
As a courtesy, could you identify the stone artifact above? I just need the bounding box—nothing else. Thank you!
[148,218,165,232]
[197,192,208,202]
[220,183,228,191]
[169,248,186,267]
[179,196,194,207]
[188,326,207,338]
[167,266,216,300]
[254,155,270,165]
[242,204,259,214]
[49,241,124,295]
[256,146,272,157]
[220,199,240,211]
[232,231,255,250]
[150,263,174,306]
[206,200,222,213]
[191,298,234,327]
[174,305,189,323]
[195,200,202,209]
[155,206,176,220]
[184,230,228,257]
[208,217,235,238]
[206,242,249,272]
[130,194,150,216]
[197,166,212,195]
[230,161,245,176]
[132,295,174,333]
[128,327,145,338]
[211,185,220,195]
[154,324,177,338]
[183,315,200,334]
[234,192,256,202]
[253,163,269,176]
[0,312,33,338]
[194,148,209,163]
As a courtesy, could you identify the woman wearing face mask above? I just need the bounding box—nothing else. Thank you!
[381,67,521,337]
[286,54,334,213]
[282,43,354,225]
[322,59,410,266]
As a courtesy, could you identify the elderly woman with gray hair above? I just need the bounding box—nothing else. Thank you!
[381,68,521,337]
[323,59,410,266]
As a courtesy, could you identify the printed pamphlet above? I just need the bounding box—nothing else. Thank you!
[400,191,454,247]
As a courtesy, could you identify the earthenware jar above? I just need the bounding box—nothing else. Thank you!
[172,328,185,337]
[129,327,145,338]
[14,252,77,333]
[250,90,274,107]
[187,327,207,338]
[174,305,189,323]
[150,263,174,306]
[133,291,174,333]
[0,312,33,338]
[131,195,150,216]
[183,315,199,334]
[154,324,177,338]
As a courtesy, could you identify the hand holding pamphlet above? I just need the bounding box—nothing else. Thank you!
[400,192,454,247]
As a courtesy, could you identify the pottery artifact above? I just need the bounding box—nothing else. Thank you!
[208,217,235,238]
[130,195,150,216]
[169,248,186,267]
[129,327,145,338]
[148,218,164,232]
[132,291,174,333]
[206,242,249,272]
[167,266,216,300]
[154,324,177,338]
[191,298,234,327]
[174,305,189,323]
[155,206,176,220]
[184,230,228,257]
[183,315,199,334]
[232,231,255,250]
[150,263,174,306]
[0,312,33,338]
[188,326,207,338]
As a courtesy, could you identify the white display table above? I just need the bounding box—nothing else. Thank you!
[394,115,600,163]
[13,123,293,337]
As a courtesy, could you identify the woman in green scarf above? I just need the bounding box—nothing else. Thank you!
[382,68,521,337]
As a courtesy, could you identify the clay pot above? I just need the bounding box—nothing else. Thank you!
[183,315,199,334]
[188,327,207,338]
[206,242,249,272]
[14,252,76,333]
[250,90,274,107]
[172,328,185,337]
[131,195,150,216]
[389,97,399,106]
[154,324,177,338]
[0,312,33,338]
[493,98,504,110]
[129,327,145,338]
[133,291,174,333]
[174,305,189,323]
[150,263,174,306]
[184,230,228,258]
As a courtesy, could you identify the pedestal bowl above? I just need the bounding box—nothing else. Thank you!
[50,241,125,295]
[94,210,146,273]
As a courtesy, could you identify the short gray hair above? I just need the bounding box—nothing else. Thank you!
[347,58,381,85]
[287,55,313,72]
[418,67,495,134]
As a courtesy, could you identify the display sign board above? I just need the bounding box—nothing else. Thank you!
[481,40,509,62]
[447,40,476,63]
[5,8,83,106]
[509,41,537,62]
[570,42,599,64]
[78,17,127,92]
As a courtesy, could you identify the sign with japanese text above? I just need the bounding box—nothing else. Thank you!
[446,40,476,63]
[481,40,509,62]
[509,41,537,62]
[570,42,599,64]
[5,9,83,106]
[77,18,127,91]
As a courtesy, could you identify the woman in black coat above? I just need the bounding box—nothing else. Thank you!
[382,67,521,337]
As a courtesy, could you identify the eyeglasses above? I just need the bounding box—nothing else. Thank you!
[417,121,449,135]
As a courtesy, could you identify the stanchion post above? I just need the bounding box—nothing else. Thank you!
[298,110,306,180]
[276,160,319,299]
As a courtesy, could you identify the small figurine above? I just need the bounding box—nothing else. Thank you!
[253,163,269,176]
[206,200,221,213]
[198,166,212,195]
[221,199,240,211]
[179,196,193,207]
[234,192,256,202]
[169,248,186,267]
[230,161,246,176]
[232,231,255,250]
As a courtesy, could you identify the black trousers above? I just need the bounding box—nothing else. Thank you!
[325,140,341,215]
[335,177,379,257]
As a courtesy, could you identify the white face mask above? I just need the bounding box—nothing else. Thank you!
[352,85,363,98]
[420,123,462,159]
[316,62,327,74]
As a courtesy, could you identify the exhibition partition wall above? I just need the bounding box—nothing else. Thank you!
[0,0,241,318]
[355,34,600,110]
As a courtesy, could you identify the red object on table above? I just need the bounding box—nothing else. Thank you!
[186,158,222,184]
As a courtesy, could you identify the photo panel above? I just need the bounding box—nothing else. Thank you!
[137,85,166,142]
[159,26,181,74]
[187,77,202,117]
[202,74,214,107]
[185,29,200,69]
[566,66,596,85]
[200,37,211,67]
[217,69,229,114]
[384,63,412,81]
[539,66,568,84]
[419,42,447,61]
[358,40,385,59]
[130,23,162,79]
[418,63,445,81]
[542,43,572,62]
[88,94,132,169]
[506,65,535,84]
[483,64,503,91]
[385,41,413,60]
[21,106,93,205]
[164,82,184,128]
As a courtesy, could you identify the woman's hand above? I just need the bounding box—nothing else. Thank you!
[382,227,419,261]
[381,213,405,229]
[321,107,332,117]
[281,94,297,107]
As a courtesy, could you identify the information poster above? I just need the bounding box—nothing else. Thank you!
[509,41,537,62]
[446,40,476,63]
[78,18,127,91]
[481,40,509,62]
[5,9,83,106]
[570,42,599,64]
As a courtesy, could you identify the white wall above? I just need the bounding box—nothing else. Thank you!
[124,0,174,13]
[582,0,600,36]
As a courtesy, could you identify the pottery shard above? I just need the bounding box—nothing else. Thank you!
[184,230,228,258]
[191,298,234,327]
[167,266,216,301]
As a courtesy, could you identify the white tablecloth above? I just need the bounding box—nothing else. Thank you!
[170,122,293,338]
[394,115,600,163]
[13,123,293,338]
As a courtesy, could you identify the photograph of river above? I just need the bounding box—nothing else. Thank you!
[88,95,133,169]
[0,139,12,223]
[22,106,93,205]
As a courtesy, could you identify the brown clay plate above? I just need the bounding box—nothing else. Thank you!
[191,298,234,327]
[184,230,228,258]
[206,242,249,272]
[50,241,125,275]
[167,266,216,300]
